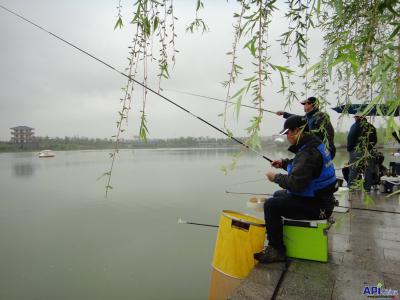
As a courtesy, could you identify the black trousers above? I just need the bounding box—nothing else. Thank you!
[263,190,334,253]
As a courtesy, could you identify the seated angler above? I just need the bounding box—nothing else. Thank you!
[254,115,337,263]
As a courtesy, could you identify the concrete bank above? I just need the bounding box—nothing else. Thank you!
[229,191,400,300]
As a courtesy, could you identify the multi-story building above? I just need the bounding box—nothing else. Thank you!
[10,126,35,148]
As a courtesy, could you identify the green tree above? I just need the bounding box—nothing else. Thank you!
[104,0,399,193]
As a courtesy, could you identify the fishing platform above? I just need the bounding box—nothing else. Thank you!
[227,191,400,299]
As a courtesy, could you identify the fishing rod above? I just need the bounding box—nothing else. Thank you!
[271,261,291,300]
[226,190,272,196]
[177,218,219,228]
[337,205,400,215]
[163,88,277,114]
[0,4,273,163]
[225,190,400,214]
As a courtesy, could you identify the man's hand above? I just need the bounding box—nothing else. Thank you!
[271,159,283,169]
[266,172,276,182]
[276,111,285,116]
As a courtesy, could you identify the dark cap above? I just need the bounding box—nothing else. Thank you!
[300,96,318,105]
[354,107,364,118]
[279,115,309,135]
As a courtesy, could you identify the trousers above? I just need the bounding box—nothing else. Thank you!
[348,150,376,190]
[263,190,334,253]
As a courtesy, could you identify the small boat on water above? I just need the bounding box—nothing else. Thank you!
[39,150,55,158]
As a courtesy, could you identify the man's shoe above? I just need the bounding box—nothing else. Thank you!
[254,246,286,264]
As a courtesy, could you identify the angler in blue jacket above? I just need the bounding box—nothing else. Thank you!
[254,115,337,263]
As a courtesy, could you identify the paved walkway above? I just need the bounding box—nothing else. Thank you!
[229,191,400,300]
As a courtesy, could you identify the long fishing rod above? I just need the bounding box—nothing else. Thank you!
[177,218,219,228]
[337,205,400,215]
[225,190,400,214]
[163,88,277,114]
[271,261,291,300]
[0,4,273,163]
[226,191,272,196]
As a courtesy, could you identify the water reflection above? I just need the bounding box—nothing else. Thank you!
[13,162,34,177]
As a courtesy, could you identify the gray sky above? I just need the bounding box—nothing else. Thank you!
[0,0,355,141]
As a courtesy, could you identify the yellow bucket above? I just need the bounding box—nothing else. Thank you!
[211,210,266,279]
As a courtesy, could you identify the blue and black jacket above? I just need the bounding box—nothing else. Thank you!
[274,134,337,199]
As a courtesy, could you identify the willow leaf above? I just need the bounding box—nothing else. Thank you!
[114,17,123,30]
[235,94,243,121]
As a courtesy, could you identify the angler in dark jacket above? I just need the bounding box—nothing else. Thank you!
[277,96,336,158]
[347,113,377,191]
[254,115,336,264]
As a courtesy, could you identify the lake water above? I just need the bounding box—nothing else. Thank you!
[0,148,382,299]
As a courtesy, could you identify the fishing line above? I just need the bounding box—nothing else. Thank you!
[163,88,277,114]
[225,178,267,187]
[0,4,273,163]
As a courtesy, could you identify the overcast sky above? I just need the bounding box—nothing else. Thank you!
[0,0,357,141]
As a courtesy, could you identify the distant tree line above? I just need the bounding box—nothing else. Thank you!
[0,128,396,153]
[0,136,244,152]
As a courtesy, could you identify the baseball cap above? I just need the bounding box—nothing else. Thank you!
[354,107,364,117]
[300,96,318,105]
[279,115,309,135]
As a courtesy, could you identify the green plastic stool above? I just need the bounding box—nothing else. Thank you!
[283,218,332,262]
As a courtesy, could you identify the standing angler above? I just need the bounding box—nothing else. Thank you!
[254,115,337,263]
[347,111,377,191]
[277,97,336,159]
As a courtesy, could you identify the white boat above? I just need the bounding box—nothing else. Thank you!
[39,150,55,158]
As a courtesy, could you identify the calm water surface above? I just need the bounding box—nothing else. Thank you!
[0,148,371,299]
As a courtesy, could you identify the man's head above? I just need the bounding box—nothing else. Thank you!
[279,115,309,145]
[354,115,364,122]
[354,108,365,122]
[301,96,318,113]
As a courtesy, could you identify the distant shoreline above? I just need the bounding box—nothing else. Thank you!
[0,143,397,154]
